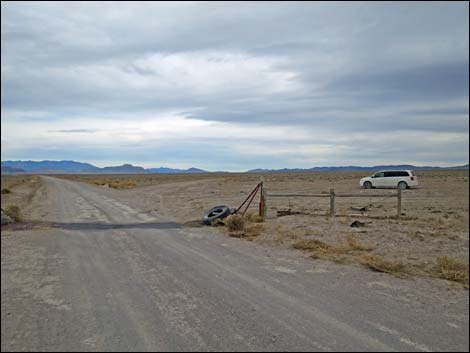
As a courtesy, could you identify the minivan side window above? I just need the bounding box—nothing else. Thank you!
[375,172,385,178]
[385,171,409,177]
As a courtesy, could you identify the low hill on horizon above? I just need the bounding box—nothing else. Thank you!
[248,164,469,173]
[1,160,468,174]
[1,160,209,174]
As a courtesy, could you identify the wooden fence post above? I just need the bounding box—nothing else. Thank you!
[329,188,335,217]
[259,176,266,220]
[397,188,402,219]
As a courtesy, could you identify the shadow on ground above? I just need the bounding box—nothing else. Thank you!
[1,221,182,231]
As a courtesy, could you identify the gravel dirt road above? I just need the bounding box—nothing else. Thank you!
[1,176,468,351]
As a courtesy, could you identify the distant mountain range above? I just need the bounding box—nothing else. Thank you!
[1,160,468,174]
[146,167,207,174]
[247,164,470,173]
[1,160,207,174]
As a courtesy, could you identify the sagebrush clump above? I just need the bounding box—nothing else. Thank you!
[4,205,21,222]
[224,214,245,232]
[436,256,469,286]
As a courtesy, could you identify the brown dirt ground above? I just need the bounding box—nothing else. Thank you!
[1,175,44,220]
[3,170,469,287]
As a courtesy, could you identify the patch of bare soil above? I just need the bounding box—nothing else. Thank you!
[1,175,46,221]
[57,170,470,287]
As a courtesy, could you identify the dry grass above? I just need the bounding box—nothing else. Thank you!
[293,235,374,254]
[224,214,245,232]
[293,239,336,252]
[94,180,138,189]
[292,239,350,263]
[4,205,21,222]
[244,224,264,237]
[360,255,407,277]
[245,212,264,223]
[48,170,469,288]
[436,257,469,286]
[210,218,226,227]
[223,214,264,238]
[55,173,219,189]
[346,234,375,251]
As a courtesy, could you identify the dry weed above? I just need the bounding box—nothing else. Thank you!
[224,214,245,232]
[245,212,264,223]
[436,257,469,286]
[360,255,407,277]
[4,205,21,222]
[293,239,333,251]
[346,234,374,251]
[244,224,264,237]
[292,239,351,264]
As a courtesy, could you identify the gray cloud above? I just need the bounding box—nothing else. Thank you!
[49,129,99,133]
[1,1,468,169]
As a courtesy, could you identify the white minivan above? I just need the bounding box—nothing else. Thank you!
[359,170,418,189]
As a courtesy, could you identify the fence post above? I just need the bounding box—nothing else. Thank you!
[329,188,335,217]
[397,188,402,219]
[259,176,266,220]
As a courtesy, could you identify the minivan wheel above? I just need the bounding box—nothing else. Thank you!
[363,181,372,189]
[398,181,408,189]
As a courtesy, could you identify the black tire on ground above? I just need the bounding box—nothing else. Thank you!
[364,181,372,189]
[398,181,408,189]
[202,205,231,225]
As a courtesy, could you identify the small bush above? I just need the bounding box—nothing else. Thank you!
[1,188,11,194]
[246,212,264,223]
[4,205,21,222]
[244,224,263,237]
[224,214,245,232]
[436,257,469,286]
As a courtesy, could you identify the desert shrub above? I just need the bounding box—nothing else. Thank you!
[1,188,11,194]
[224,214,245,232]
[245,212,264,223]
[4,204,21,222]
[436,257,469,286]
[244,224,263,237]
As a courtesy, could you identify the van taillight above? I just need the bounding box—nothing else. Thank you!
[410,176,414,181]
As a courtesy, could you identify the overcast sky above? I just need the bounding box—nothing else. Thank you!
[1,1,469,170]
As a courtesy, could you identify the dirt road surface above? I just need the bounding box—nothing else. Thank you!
[1,176,468,351]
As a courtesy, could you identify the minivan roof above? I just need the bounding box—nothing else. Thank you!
[376,170,413,173]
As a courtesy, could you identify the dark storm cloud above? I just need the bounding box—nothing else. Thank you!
[1,1,468,169]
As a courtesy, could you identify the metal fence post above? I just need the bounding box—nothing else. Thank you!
[329,188,335,217]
